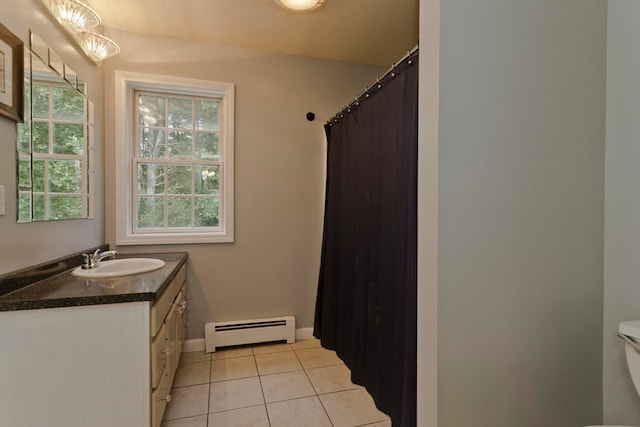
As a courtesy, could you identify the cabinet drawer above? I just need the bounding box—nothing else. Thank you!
[151,322,169,389]
[151,265,186,337]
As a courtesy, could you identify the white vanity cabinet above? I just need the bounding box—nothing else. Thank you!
[0,261,188,427]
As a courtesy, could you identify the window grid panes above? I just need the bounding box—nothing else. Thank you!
[30,81,87,221]
[133,91,222,232]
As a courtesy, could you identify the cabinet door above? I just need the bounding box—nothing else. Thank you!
[151,323,169,389]
[151,370,170,427]
[165,292,181,387]
[176,284,188,366]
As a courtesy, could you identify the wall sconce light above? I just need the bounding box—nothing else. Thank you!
[274,0,326,12]
[48,0,120,62]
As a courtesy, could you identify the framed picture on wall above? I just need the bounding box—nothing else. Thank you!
[0,23,23,123]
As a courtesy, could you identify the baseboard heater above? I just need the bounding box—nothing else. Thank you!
[204,316,295,353]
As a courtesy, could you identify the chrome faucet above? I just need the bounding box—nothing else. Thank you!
[81,249,119,270]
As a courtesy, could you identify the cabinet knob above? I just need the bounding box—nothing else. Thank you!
[177,301,187,313]
[160,394,172,403]
[160,347,171,356]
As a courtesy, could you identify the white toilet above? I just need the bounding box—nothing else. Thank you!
[586,320,640,427]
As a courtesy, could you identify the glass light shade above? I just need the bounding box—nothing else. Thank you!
[275,0,326,12]
[78,32,120,62]
[50,0,101,32]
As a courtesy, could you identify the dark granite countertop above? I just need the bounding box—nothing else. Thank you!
[0,252,188,312]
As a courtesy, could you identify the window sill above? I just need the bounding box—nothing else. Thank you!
[116,232,234,245]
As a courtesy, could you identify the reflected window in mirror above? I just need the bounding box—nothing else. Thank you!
[16,32,93,222]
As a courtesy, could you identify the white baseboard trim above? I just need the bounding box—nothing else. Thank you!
[183,338,205,353]
[183,328,315,353]
[295,327,314,340]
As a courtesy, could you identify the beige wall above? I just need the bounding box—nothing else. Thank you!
[604,1,640,423]
[0,0,104,275]
[102,30,384,338]
[436,1,606,425]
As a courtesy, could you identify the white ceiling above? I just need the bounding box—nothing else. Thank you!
[89,0,419,67]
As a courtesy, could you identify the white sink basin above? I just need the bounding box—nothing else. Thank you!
[71,258,166,278]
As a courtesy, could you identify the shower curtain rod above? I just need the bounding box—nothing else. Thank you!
[327,44,419,125]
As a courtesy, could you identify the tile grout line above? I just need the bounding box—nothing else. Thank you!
[253,347,274,427]
[295,346,321,396]
[206,356,212,426]
[162,354,211,426]
[208,350,264,423]
[293,346,336,427]
[295,344,391,426]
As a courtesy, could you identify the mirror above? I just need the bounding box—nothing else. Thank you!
[17,32,93,222]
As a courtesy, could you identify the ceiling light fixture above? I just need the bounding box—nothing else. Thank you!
[48,0,120,62]
[78,31,120,62]
[274,0,326,12]
[50,0,101,32]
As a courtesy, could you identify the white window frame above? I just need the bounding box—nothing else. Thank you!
[114,71,234,245]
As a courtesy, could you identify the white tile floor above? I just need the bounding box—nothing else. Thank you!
[161,338,391,427]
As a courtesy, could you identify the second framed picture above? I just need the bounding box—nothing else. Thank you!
[0,23,24,122]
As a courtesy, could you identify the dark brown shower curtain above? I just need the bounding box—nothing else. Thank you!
[314,52,418,427]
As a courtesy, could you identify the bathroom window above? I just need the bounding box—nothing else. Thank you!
[114,72,234,244]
